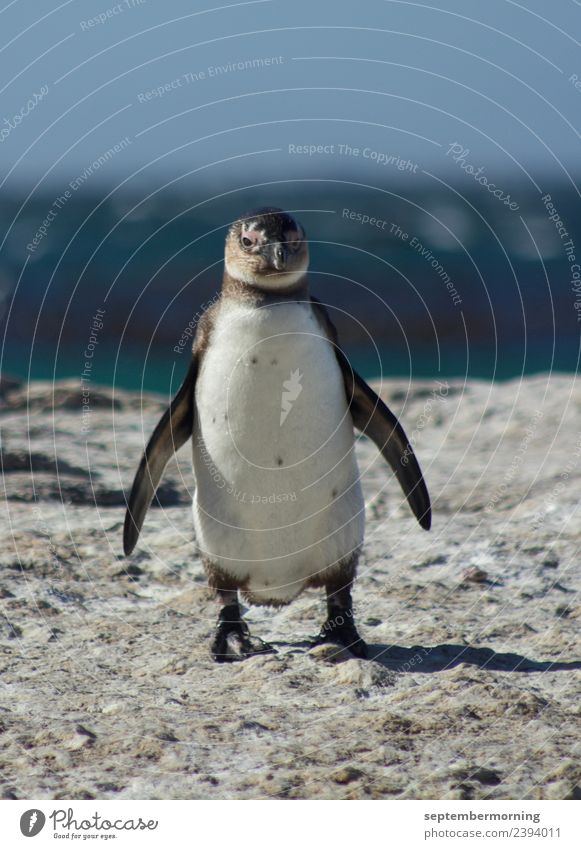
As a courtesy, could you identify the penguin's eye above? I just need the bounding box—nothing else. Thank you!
[241,236,253,247]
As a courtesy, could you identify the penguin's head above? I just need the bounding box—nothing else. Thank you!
[224,207,309,291]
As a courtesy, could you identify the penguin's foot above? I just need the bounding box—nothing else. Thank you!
[210,603,276,663]
[311,609,368,659]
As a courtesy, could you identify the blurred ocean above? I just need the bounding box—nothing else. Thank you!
[1,179,579,393]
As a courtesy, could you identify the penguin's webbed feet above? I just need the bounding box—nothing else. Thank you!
[210,603,276,663]
[310,608,369,659]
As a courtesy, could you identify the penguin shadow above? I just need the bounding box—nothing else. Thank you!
[367,643,581,673]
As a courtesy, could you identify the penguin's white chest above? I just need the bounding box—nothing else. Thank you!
[192,300,364,603]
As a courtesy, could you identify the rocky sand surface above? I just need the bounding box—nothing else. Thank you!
[0,375,580,800]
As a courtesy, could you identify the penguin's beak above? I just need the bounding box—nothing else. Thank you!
[267,242,287,271]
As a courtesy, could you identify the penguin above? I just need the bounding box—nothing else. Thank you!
[123,207,431,662]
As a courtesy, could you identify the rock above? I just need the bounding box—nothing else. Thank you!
[1,451,89,477]
[75,725,97,741]
[332,767,365,785]
[468,767,502,786]
[308,643,353,664]
[67,727,97,750]
[0,376,580,800]
[462,567,490,584]
[0,374,22,398]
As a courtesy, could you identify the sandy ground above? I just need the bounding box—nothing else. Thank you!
[0,374,580,800]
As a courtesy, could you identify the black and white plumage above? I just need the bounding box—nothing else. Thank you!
[124,208,431,661]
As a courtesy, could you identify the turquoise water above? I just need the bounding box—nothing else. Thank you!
[4,333,577,396]
[2,183,580,391]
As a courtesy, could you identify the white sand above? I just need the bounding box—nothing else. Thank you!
[0,375,579,799]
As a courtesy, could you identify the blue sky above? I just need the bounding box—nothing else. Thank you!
[0,0,579,193]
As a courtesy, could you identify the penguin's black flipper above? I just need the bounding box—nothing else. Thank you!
[340,360,431,530]
[123,357,198,555]
[311,296,431,531]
